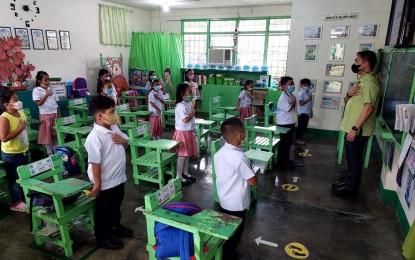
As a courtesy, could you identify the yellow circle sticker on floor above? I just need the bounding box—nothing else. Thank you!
[285,242,309,258]
[298,152,312,157]
[282,184,299,191]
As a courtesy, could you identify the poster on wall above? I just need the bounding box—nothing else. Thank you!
[304,26,322,39]
[309,79,317,93]
[358,43,374,52]
[31,29,45,50]
[404,167,415,208]
[323,80,343,94]
[45,30,59,50]
[330,25,350,39]
[325,64,345,77]
[357,24,379,38]
[329,43,345,61]
[321,96,340,109]
[59,31,71,50]
[304,44,318,61]
[14,28,30,49]
[0,27,12,39]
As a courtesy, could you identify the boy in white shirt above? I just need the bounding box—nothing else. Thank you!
[214,117,257,259]
[276,76,296,170]
[84,95,133,250]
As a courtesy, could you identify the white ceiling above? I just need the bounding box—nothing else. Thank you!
[103,0,291,11]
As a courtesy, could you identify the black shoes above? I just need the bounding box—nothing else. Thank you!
[331,181,347,189]
[331,185,357,196]
[112,225,133,238]
[181,178,192,185]
[183,173,196,183]
[98,236,124,250]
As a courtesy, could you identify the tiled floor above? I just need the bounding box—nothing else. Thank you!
[0,128,405,260]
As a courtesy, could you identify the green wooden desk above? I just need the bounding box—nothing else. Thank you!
[130,139,179,188]
[18,178,91,198]
[162,109,176,128]
[195,118,215,156]
[67,98,93,125]
[56,125,92,147]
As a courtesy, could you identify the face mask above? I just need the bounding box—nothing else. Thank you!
[150,76,156,80]
[187,74,194,80]
[101,113,119,126]
[247,87,254,91]
[303,86,309,92]
[351,64,361,74]
[287,85,295,93]
[12,101,23,111]
[186,95,193,102]
[104,88,113,95]
[154,85,160,91]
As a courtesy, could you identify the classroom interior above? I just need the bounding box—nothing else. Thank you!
[0,0,415,259]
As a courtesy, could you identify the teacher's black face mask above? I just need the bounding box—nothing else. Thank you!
[351,63,361,73]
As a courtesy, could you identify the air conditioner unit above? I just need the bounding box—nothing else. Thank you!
[208,49,233,65]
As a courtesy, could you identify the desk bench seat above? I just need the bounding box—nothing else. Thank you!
[251,136,280,147]
[211,113,233,121]
[131,151,176,166]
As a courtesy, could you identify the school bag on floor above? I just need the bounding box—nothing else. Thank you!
[54,146,80,176]
[71,77,90,97]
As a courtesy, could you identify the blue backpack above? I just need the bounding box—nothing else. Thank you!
[54,146,80,176]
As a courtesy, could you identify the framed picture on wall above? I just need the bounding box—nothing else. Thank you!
[329,43,345,61]
[304,44,318,61]
[321,96,341,109]
[30,29,45,50]
[304,26,322,39]
[323,80,343,94]
[330,25,350,39]
[45,30,59,50]
[0,27,12,39]
[309,79,317,93]
[357,24,379,38]
[14,28,30,49]
[325,64,345,77]
[358,42,374,51]
[59,31,71,50]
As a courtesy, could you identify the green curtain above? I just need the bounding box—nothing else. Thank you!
[129,32,184,91]
[99,4,132,46]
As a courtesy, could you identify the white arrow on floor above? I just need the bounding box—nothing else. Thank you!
[292,176,301,183]
[255,237,279,248]
[135,206,145,212]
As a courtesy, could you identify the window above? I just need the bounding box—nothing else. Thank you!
[182,17,290,77]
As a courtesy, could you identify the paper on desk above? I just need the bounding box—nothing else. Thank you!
[395,105,403,131]
[399,134,414,168]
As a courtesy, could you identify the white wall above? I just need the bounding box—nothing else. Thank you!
[287,0,392,131]
[0,0,151,94]
[150,5,292,33]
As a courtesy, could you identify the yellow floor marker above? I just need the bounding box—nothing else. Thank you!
[285,242,309,259]
[282,184,299,191]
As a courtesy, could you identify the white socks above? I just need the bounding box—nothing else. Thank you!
[45,144,53,155]
[176,157,186,179]
[183,157,190,176]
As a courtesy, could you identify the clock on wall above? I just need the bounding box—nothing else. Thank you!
[10,0,40,28]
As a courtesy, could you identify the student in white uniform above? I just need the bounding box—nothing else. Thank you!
[214,117,257,259]
[235,79,254,122]
[148,79,165,140]
[276,76,296,170]
[84,95,133,250]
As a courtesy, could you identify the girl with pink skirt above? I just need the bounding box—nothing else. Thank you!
[235,80,254,123]
[32,71,60,155]
[173,83,198,185]
[148,79,165,140]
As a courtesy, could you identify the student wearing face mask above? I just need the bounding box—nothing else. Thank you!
[185,69,200,107]
[276,76,297,171]
[84,95,132,250]
[97,69,119,104]
[296,78,313,146]
[148,79,165,140]
[101,80,117,104]
[0,91,29,212]
[332,50,379,196]
[145,71,156,93]
[214,117,257,259]
[235,80,254,122]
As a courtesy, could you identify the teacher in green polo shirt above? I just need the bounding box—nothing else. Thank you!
[332,50,379,196]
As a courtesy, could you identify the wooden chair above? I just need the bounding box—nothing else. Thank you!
[194,118,215,157]
[116,103,152,133]
[128,123,178,188]
[337,130,373,168]
[208,96,234,135]
[120,90,147,111]
[244,114,285,170]
[143,178,242,260]
[55,115,91,174]
[161,108,176,128]
[16,155,95,257]
[263,101,275,127]
[211,137,259,204]
[0,160,9,203]
[23,108,47,158]
[67,98,94,126]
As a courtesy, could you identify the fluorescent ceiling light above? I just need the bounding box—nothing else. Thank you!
[162,5,170,12]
